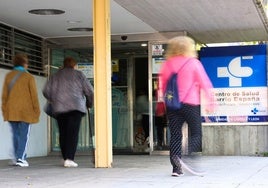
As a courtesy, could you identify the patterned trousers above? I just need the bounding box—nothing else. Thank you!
[167,104,202,159]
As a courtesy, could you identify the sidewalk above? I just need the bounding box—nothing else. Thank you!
[1,155,268,188]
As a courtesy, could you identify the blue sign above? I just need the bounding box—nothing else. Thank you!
[199,45,267,88]
[199,45,268,123]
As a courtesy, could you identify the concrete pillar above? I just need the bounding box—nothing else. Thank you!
[93,0,113,167]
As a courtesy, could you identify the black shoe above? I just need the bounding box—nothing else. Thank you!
[172,168,184,177]
[170,156,184,177]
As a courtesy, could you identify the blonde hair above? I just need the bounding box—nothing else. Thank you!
[165,36,197,59]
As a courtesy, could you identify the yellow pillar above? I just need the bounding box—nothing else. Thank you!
[93,0,113,168]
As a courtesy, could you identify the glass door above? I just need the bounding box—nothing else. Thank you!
[49,49,94,152]
[111,58,133,151]
[49,49,134,153]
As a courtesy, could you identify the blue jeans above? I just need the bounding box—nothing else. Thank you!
[9,122,31,160]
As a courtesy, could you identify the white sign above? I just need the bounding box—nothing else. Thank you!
[152,44,164,56]
[152,57,165,74]
[201,87,268,123]
[77,63,94,78]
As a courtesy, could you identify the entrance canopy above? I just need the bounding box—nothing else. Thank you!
[0,0,267,44]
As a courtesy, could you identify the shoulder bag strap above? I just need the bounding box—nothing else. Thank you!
[175,57,192,74]
[170,58,193,102]
[8,71,23,96]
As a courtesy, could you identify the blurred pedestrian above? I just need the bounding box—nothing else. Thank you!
[135,89,150,149]
[43,57,94,167]
[155,100,167,150]
[158,36,214,177]
[1,54,40,167]
[154,87,168,150]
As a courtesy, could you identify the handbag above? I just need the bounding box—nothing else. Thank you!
[44,102,55,118]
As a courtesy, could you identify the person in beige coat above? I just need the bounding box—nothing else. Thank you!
[1,54,40,167]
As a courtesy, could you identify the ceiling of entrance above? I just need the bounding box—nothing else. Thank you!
[0,0,267,45]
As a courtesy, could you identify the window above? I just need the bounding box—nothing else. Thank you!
[0,23,45,76]
[0,23,12,66]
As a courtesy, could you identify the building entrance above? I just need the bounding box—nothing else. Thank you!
[48,42,174,154]
[49,44,143,154]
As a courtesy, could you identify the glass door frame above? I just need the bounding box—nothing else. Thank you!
[148,41,168,154]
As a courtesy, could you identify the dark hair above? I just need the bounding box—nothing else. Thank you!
[13,54,28,66]
[63,57,77,68]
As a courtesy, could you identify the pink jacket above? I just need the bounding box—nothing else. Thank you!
[159,56,213,107]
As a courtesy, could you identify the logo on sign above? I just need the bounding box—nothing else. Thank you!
[217,56,253,87]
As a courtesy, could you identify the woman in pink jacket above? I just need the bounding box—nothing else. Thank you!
[158,36,214,177]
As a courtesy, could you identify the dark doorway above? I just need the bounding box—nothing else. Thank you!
[135,57,148,96]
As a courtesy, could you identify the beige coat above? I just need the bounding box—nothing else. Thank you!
[1,70,40,124]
